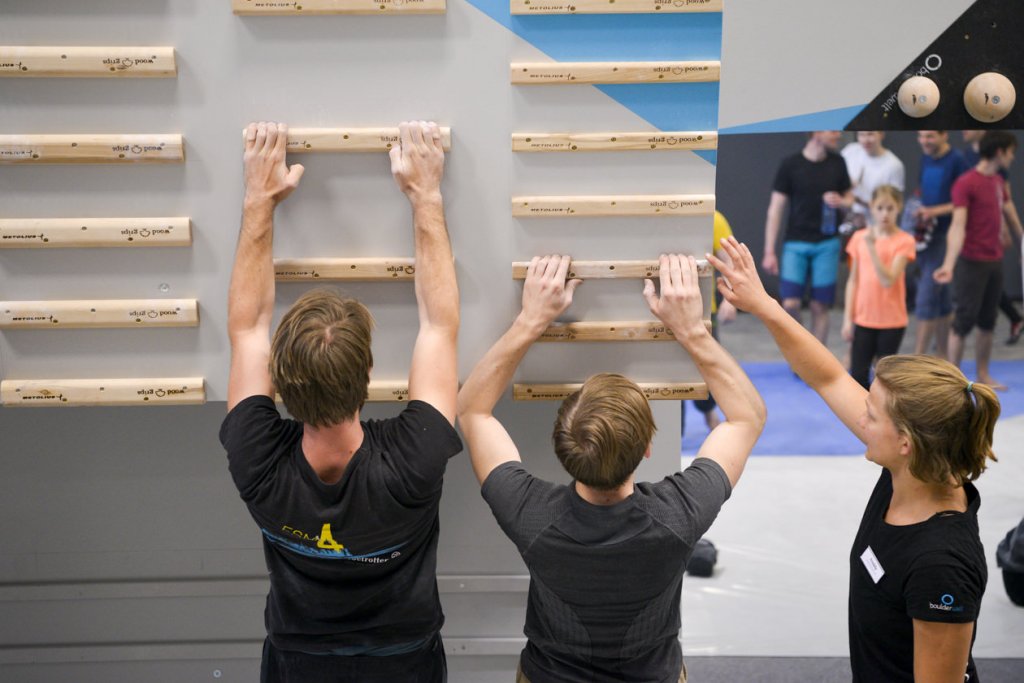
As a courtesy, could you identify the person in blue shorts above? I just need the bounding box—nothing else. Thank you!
[911,131,968,356]
[763,131,853,344]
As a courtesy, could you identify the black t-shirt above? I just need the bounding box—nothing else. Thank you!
[848,470,986,683]
[481,458,732,683]
[773,151,852,243]
[219,396,462,653]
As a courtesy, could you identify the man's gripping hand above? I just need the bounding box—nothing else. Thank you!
[244,122,305,206]
[643,253,707,341]
[517,255,583,334]
[390,121,444,205]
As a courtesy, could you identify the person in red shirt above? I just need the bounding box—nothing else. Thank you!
[842,186,917,388]
[934,131,1017,391]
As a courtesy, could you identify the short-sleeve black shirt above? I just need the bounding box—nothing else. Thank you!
[849,470,986,682]
[481,458,732,683]
[773,151,852,243]
[219,396,462,652]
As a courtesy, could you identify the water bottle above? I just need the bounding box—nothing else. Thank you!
[901,194,934,252]
[821,201,838,236]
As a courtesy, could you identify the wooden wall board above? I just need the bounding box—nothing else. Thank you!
[0,218,191,249]
[0,134,184,165]
[283,127,452,153]
[275,381,410,403]
[513,381,708,401]
[510,0,723,15]
[0,300,199,330]
[0,378,206,407]
[0,46,176,78]
[512,259,712,280]
[512,131,717,152]
[512,194,715,217]
[232,0,446,15]
[511,60,720,85]
[537,319,711,342]
[274,257,417,281]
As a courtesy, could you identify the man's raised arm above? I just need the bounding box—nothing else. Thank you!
[390,121,459,424]
[227,122,304,411]
[457,256,582,484]
[643,254,766,488]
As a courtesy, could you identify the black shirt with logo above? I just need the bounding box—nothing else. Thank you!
[220,396,462,653]
[848,469,986,682]
[773,151,852,243]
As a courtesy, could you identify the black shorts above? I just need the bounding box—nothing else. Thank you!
[261,633,447,683]
[953,258,1003,336]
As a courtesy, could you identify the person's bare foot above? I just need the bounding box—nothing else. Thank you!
[703,409,722,430]
[977,375,1008,392]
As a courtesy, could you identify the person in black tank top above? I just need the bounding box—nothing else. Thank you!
[709,237,1001,683]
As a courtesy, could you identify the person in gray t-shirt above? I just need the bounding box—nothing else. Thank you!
[457,253,767,683]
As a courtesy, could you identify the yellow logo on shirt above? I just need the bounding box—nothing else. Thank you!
[280,523,347,553]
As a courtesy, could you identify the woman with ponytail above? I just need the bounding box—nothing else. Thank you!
[708,236,999,683]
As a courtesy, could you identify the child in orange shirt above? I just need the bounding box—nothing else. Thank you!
[842,185,917,388]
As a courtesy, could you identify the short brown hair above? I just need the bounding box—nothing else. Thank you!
[552,373,656,490]
[270,289,374,427]
[874,355,999,486]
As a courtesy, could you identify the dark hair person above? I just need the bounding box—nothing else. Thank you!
[708,236,998,683]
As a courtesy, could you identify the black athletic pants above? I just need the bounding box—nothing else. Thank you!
[850,325,905,389]
[261,634,447,683]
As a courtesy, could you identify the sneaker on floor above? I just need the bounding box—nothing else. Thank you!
[1008,320,1024,345]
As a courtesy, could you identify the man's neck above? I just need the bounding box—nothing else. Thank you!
[302,414,365,485]
[803,139,827,162]
[976,158,1000,176]
[575,477,635,506]
[865,145,886,158]
[929,143,950,160]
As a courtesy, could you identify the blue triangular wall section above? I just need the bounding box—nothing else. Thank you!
[465,0,722,165]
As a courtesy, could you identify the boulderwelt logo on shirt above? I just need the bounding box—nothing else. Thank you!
[928,593,965,613]
[263,522,405,564]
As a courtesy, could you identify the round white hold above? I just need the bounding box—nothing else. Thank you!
[963,72,1016,123]
[897,76,940,118]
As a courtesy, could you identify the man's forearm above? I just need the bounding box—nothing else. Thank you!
[676,328,765,428]
[458,316,540,417]
[412,196,459,332]
[942,223,966,270]
[764,212,781,254]
[228,199,276,337]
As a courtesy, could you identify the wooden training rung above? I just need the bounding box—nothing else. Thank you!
[275,381,410,404]
[280,127,451,153]
[512,259,712,280]
[0,134,184,164]
[0,218,191,249]
[538,319,711,342]
[232,0,446,14]
[511,0,722,14]
[512,194,715,217]
[514,382,708,401]
[275,257,416,281]
[511,61,719,85]
[513,131,717,152]
[0,300,199,329]
[0,46,176,78]
[0,378,206,407]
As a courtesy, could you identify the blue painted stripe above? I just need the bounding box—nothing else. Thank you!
[720,105,867,135]
[262,529,405,560]
[464,0,722,144]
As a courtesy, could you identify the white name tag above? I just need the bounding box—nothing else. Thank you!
[860,546,885,584]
